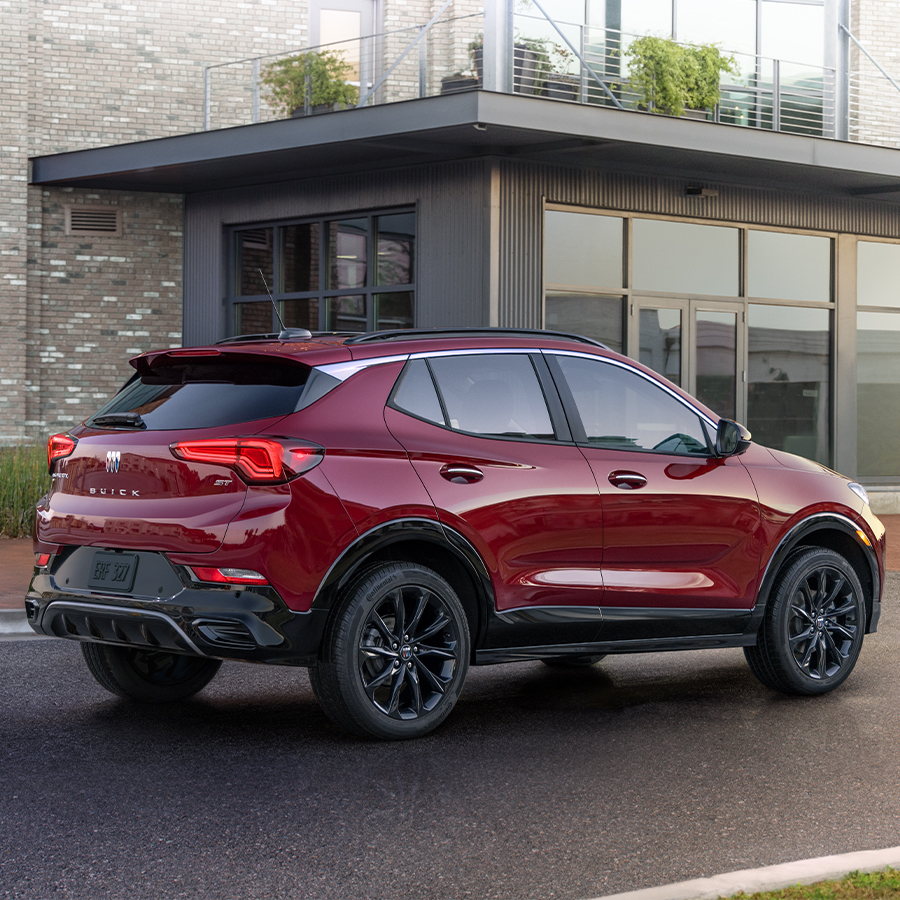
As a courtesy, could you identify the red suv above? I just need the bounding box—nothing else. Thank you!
[28,328,884,739]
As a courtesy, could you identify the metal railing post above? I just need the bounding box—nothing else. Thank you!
[418,26,427,98]
[252,57,260,123]
[773,58,781,131]
[203,66,211,131]
[483,0,512,92]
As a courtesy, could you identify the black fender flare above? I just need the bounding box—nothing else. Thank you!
[311,517,495,644]
[747,512,881,636]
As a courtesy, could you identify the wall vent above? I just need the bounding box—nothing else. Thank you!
[65,205,122,237]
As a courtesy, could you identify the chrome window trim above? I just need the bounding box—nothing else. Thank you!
[542,349,718,429]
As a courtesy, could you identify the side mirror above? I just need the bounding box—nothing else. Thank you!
[716,419,752,456]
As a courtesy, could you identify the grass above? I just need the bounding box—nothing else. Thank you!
[726,869,900,900]
[0,445,49,538]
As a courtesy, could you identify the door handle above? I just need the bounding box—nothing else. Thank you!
[440,464,484,484]
[608,471,647,490]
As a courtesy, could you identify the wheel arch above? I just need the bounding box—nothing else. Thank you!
[751,513,880,635]
[312,518,494,655]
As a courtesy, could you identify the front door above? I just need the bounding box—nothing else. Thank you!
[310,0,376,101]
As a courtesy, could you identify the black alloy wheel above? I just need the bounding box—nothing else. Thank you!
[81,642,221,702]
[311,562,470,740]
[744,547,866,695]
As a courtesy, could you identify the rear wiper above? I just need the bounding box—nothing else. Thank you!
[92,413,146,429]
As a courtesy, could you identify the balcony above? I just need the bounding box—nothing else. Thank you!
[202,3,851,145]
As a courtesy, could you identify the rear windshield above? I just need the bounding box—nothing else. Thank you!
[88,359,312,430]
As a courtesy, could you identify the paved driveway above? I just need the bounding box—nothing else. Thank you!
[3,575,899,900]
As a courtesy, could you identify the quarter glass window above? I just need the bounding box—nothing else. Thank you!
[428,354,555,439]
[555,354,710,455]
[392,359,445,425]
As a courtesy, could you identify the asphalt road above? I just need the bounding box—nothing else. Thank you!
[3,577,900,900]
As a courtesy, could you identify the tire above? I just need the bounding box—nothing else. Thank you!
[744,547,866,696]
[81,642,221,703]
[310,562,470,740]
[541,654,607,669]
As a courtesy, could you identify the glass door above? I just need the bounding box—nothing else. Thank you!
[630,298,746,423]
[310,0,376,101]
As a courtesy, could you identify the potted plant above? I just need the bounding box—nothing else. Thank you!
[466,35,551,95]
[260,49,359,118]
[623,35,737,118]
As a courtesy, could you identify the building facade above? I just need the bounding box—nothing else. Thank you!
[11,0,900,507]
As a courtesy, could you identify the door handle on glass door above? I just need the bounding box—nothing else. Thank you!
[608,471,647,490]
[440,464,485,484]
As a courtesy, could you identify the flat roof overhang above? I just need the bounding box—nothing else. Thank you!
[29,90,900,199]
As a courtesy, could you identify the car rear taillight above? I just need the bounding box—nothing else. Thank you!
[47,434,77,471]
[169,437,322,484]
[189,567,269,585]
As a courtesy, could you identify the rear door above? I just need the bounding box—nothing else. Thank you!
[384,351,606,647]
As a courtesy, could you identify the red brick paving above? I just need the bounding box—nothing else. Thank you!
[1,515,896,612]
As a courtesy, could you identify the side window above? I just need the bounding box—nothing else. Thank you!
[554,355,710,455]
[427,354,555,439]
[391,359,445,425]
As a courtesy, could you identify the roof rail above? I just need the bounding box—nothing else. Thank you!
[343,328,611,350]
[215,331,362,345]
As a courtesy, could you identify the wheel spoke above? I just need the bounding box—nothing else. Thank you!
[826,599,856,619]
[821,575,846,610]
[370,610,397,644]
[789,625,815,646]
[360,644,398,660]
[390,590,406,639]
[814,570,828,609]
[823,628,847,663]
[415,643,457,660]
[790,603,815,624]
[826,620,856,641]
[387,664,407,716]
[799,636,817,671]
[415,658,448,694]
[363,660,396,693]
[406,591,430,638]
[416,613,450,642]
[815,634,827,678]
[408,665,423,715]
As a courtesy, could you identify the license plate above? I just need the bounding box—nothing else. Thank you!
[87,552,138,593]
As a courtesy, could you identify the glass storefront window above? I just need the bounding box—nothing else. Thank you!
[283,224,320,294]
[676,0,756,57]
[375,292,414,330]
[281,298,320,331]
[620,0,672,37]
[328,219,367,289]
[633,219,739,296]
[328,295,366,331]
[747,304,830,464]
[760,1,824,67]
[235,300,274,335]
[858,241,900,308]
[748,230,831,303]
[695,309,736,419]
[376,214,415,286]
[236,228,273,296]
[639,307,682,386]
[857,311,900,477]
[545,212,624,288]
[545,292,623,351]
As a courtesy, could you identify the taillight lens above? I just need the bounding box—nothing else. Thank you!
[169,437,322,484]
[190,566,269,585]
[35,553,51,568]
[47,434,77,471]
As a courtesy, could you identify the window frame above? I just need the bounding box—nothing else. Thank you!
[226,206,416,336]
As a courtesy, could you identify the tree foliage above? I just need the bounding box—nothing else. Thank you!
[624,36,738,117]
[261,50,359,117]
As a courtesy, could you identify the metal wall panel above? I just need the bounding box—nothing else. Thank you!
[497,159,900,328]
[183,160,489,345]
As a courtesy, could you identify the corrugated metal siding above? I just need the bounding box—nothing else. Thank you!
[497,159,900,328]
[183,160,490,345]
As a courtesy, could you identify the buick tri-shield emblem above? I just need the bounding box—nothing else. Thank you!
[106,451,121,474]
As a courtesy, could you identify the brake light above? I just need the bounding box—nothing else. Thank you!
[35,553,51,568]
[47,434,77,471]
[170,437,322,484]
[190,567,269,585]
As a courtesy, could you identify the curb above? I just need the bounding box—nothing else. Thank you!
[0,608,42,641]
[587,847,900,900]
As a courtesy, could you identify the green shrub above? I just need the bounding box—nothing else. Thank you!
[260,49,359,118]
[624,35,738,116]
[0,445,49,538]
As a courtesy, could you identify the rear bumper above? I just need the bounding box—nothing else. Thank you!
[26,547,328,665]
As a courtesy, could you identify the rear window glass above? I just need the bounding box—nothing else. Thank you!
[89,359,310,430]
